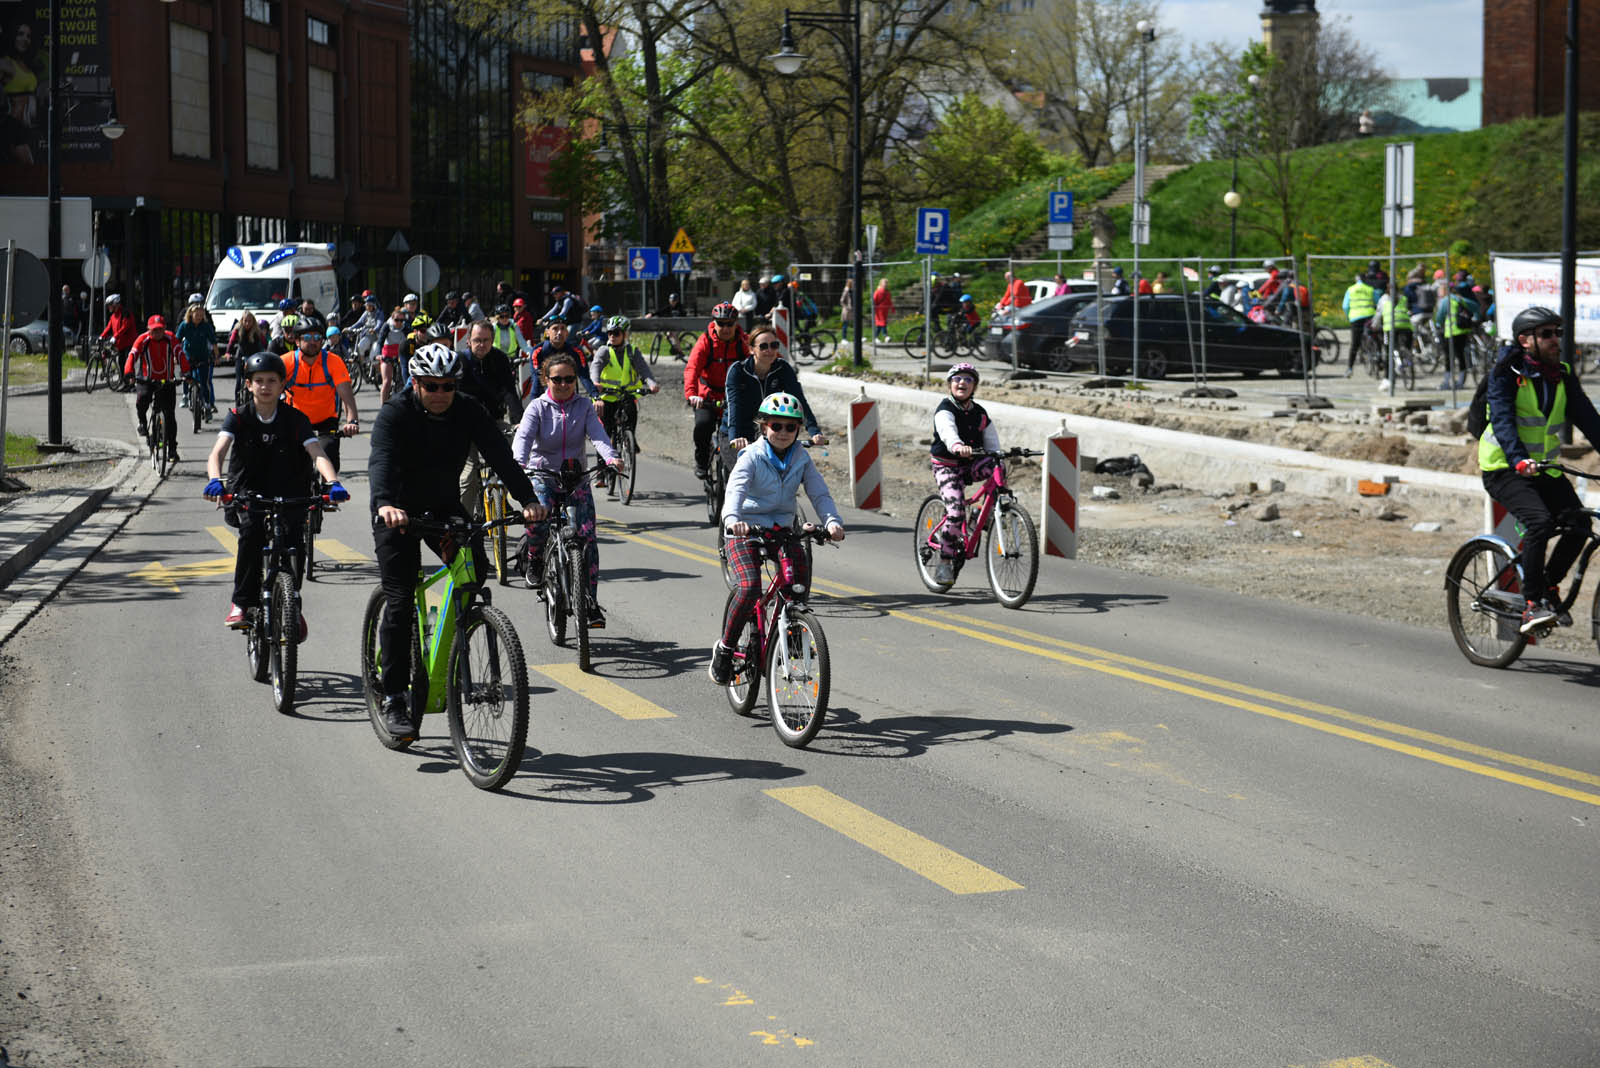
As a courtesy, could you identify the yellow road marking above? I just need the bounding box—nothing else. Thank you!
[207,525,237,553]
[765,785,1022,894]
[316,539,368,564]
[532,663,676,719]
[1297,1058,1398,1068]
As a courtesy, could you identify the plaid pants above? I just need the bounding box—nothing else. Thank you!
[721,533,808,646]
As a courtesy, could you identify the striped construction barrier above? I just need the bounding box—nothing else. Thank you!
[772,305,790,361]
[848,389,883,510]
[1043,425,1079,558]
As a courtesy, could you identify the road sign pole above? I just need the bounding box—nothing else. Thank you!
[1,241,16,487]
[923,256,932,381]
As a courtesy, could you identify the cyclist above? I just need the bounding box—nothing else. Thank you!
[370,343,545,741]
[510,351,624,626]
[282,320,360,473]
[1342,271,1378,377]
[648,292,688,319]
[1435,281,1479,390]
[99,293,137,382]
[589,314,660,446]
[578,304,607,350]
[722,323,826,457]
[269,297,301,353]
[1478,306,1600,632]
[125,315,190,461]
[489,302,535,358]
[456,319,524,513]
[400,292,422,331]
[684,302,748,480]
[176,302,218,420]
[928,362,1002,586]
[435,290,469,331]
[530,318,597,399]
[512,296,538,342]
[1376,284,1413,382]
[203,351,348,632]
[956,293,981,342]
[371,304,410,404]
[541,284,583,326]
[708,392,844,685]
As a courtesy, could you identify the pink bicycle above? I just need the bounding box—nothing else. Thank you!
[912,447,1042,608]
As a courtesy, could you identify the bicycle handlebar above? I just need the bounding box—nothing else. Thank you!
[223,492,331,509]
[371,511,521,537]
[730,523,836,546]
[1529,461,1600,480]
[982,447,1043,460]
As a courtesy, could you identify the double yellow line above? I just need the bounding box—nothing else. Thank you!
[602,518,1600,809]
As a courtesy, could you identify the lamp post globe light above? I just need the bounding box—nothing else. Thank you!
[769,2,864,367]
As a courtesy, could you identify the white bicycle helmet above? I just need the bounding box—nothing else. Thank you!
[105,292,121,305]
[408,342,463,381]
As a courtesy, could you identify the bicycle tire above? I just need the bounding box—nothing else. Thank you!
[768,607,829,748]
[1313,327,1340,366]
[810,330,836,362]
[447,604,529,791]
[985,501,1040,609]
[83,355,101,393]
[348,357,365,395]
[722,589,761,716]
[246,599,270,683]
[912,494,955,592]
[570,546,591,671]
[303,506,317,581]
[190,385,204,434]
[704,461,725,528]
[1444,538,1528,668]
[931,328,958,361]
[269,571,299,715]
[617,429,638,505]
[674,332,698,361]
[543,539,567,646]
[899,323,926,357]
[1591,580,1600,660]
[646,335,660,366]
[152,411,171,478]
[483,482,509,586]
[719,534,737,591]
[361,586,427,749]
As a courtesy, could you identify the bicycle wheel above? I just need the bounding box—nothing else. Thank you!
[84,354,101,393]
[1444,538,1528,668]
[303,506,317,581]
[482,484,508,586]
[721,589,761,716]
[646,335,661,366]
[447,604,530,791]
[912,494,955,592]
[542,540,567,646]
[246,596,270,683]
[1590,581,1600,659]
[152,411,171,478]
[1313,327,1340,366]
[617,428,638,504]
[704,459,725,528]
[810,330,837,362]
[268,572,299,715]
[985,501,1040,609]
[348,357,366,394]
[931,328,958,361]
[362,586,427,749]
[674,332,698,361]
[768,607,829,748]
[570,546,591,671]
[900,323,927,356]
[190,386,204,434]
[719,534,737,591]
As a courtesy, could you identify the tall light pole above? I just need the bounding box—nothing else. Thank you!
[769,1,863,367]
[1131,18,1155,380]
[1222,73,1259,265]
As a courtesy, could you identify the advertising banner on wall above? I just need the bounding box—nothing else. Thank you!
[0,0,115,170]
[523,125,567,200]
[1490,256,1600,344]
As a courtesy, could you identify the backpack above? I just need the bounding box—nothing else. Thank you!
[1454,296,1477,332]
[1465,352,1513,440]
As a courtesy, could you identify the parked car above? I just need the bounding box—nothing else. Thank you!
[1067,294,1310,379]
[982,293,1102,370]
[5,317,52,355]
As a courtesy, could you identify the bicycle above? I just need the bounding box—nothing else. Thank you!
[791,327,835,364]
[694,398,730,528]
[181,373,208,435]
[1444,463,1600,668]
[720,524,835,748]
[1312,325,1341,366]
[301,476,341,581]
[83,338,134,394]
[225,491,327,715]
[597,385,649,505]
[360,512,530,791]
[646,329,697,366]
[142,380,178,478]
[534,462,610,673]
[912,447,1043,608]
[898,320,931,357]
[480,465,514,587]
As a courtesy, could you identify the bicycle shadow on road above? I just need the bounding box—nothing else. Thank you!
[1502,655,1600,688]
[275,669,369,723]
[581,635,712,681]
[802,708,1073,760]
[812,588,1166,618]
[493,748,805,805]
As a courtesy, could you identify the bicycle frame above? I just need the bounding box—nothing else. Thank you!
[733,530,819,681]
[927,461,1009,561]
[410,533,477,717]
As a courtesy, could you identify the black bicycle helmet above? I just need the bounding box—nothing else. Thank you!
[242,352,287,380]
[1511,306,1561,338]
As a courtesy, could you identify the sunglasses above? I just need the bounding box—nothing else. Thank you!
[607,329,627,336]
[765,421,800,433]
[1535,327,1563,340]
[547,374,578,385]
[417,380,457,393]
[756,341,781,351]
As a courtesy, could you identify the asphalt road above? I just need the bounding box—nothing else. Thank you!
[1,378,1596,1067]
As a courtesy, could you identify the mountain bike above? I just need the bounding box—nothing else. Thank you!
[181,373,208,434]
[301,476,340,580]
[646,329,697,365]
[1444,463,1600,668]
[721,525,835,748]
[361,512,530,791]
[536,462,610,673]
[791,327,835,364]
[83,338,131,394]
[480,466,515,587]
[143,381,177,478]
[898,320,930,357]
[912,447,1043,608]
[226,491,327,715]
[694,399,730,527]
[597,386,649,505]
[1312,325,1341,366]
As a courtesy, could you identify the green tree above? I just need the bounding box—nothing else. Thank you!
[903,94,1055,218]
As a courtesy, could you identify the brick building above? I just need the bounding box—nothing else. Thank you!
[1482,0,1600,126]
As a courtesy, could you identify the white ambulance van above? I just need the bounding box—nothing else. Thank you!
[204,243,341,342]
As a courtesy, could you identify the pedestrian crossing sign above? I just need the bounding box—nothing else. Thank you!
[668,228,695,253]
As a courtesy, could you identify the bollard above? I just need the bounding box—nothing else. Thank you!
[1485,497,1522,547]
[848,387,882,510]
[1043,422,1079,558]
[772,305,790,361]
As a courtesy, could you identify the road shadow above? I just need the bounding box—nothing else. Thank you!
[1505,655,1600,688]
[405,746,803,804]
[813,588,1165,618]
[800,708,1073,759]
[580,635,709,681]
[276,669,369,723]
[601,565,704,586]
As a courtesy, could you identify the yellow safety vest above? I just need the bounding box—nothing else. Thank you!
[1345,282,1376,320]
[1380,293,1410,331]
[1478,366,1569,474]
[596,344,643,399]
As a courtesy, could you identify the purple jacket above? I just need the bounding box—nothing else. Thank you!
[511,391,616,471]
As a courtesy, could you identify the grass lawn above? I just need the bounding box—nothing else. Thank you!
[2,351,76,387]
[4,431,41,467]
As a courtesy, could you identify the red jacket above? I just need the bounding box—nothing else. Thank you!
[101,309,138,351]
[997,278,1034,310]
[683,323,747,402]
[124,332,191,380]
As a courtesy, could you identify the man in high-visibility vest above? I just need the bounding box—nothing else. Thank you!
[1479,306,1600,632]
[1341,273,1379,376]
[590,314,660,491]
[1434,281,1479,390]
[1376,285,1412,382]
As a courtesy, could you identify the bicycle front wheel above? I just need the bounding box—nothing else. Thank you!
[900,323,926,357]
[768,607,829,748]
[190,387,204,434]
[616,428,638,505]
[1313,327,1340,365]
[482,483,509,586]
[303,508,318,582]
[985,502,1039,608]
[246,599,270,683]
[84,355,101,393]
[362,586,427,749]
[151,411,171,477]
[912,494,955,592]
[1445,538,1528,667]
[570,546,591,672]
[447,604,530,791]
[674,332,698,361]
[722,590,761,716]
[704,460,725,527]
[543,540,568,646]
[269,571,299,715]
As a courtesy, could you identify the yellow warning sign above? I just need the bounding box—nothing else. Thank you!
[668,228,695,254]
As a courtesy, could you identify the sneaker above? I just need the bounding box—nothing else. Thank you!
[1550,588,1574,627]
[1520,599,1558,634]
[707,641,733,685]
[933,558,956,585]
[137,421,148,437]
[694,466,709,481]
[224,604,250,629]
[167,449,179,463]
[380,694,416,739]
[587,601,606,629]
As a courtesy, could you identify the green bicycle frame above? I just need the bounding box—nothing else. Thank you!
[411,542,479,716]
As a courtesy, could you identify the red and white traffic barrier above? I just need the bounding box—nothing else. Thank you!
[771,305,790,361]
[848,388,882,510]
[1042,423,1079,558]
[1485,497,1522,547]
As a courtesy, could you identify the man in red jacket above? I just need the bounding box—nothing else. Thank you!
[100,293,138,384]
[683,302,748,479]
[125,315,191,461]
[995,271,1034,315]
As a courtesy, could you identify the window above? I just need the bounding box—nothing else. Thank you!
[169,23,211,159]
[244,46,279,169]
[307,16,333,46]
[308,66,336,178]
[244,0,275,26]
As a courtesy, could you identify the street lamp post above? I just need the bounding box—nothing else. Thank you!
[1222,73,1260,266]
[1131,18,1155,380]
[769,1,863,368]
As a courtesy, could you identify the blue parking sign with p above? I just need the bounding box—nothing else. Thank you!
[1048,191,1074,224]
[915,208,950,255]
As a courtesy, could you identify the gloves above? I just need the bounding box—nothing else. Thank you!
[204,477,225,498]
[1515,459,1538,476]
[328,481,350,503]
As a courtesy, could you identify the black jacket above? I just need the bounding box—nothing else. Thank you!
[721,356,821,441]
[369,388,536,516]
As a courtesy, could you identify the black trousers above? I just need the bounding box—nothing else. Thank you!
[135,380,178,452]
[1483,467,1590,603]
[232,508,304,608]
[1346,317,1371,371]
[372,521,488,697]
[692,404,721,471]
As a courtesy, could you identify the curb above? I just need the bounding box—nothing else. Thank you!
[0,485,114,589]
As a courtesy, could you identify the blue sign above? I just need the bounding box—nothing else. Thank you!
[626,246,662,281]
[1048,191,1075,224]
[548,233,569,261]
[915,208,950,255]
[671,252,694,274]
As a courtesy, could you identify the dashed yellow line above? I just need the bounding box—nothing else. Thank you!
[532,663,676,719]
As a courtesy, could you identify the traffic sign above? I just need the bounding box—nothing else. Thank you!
[549,232,569,261]
[385,231,410,254]
[402,253,441,294]
[627,246,662,281]
[81,247,111,288]
[668,228,695,254]
[0,247,49,322]
[1383,141,1415,238]
[1048,191,1074,224]
[670,252,693,274]
[1047,225,1073,251]
[915,208,950,255]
